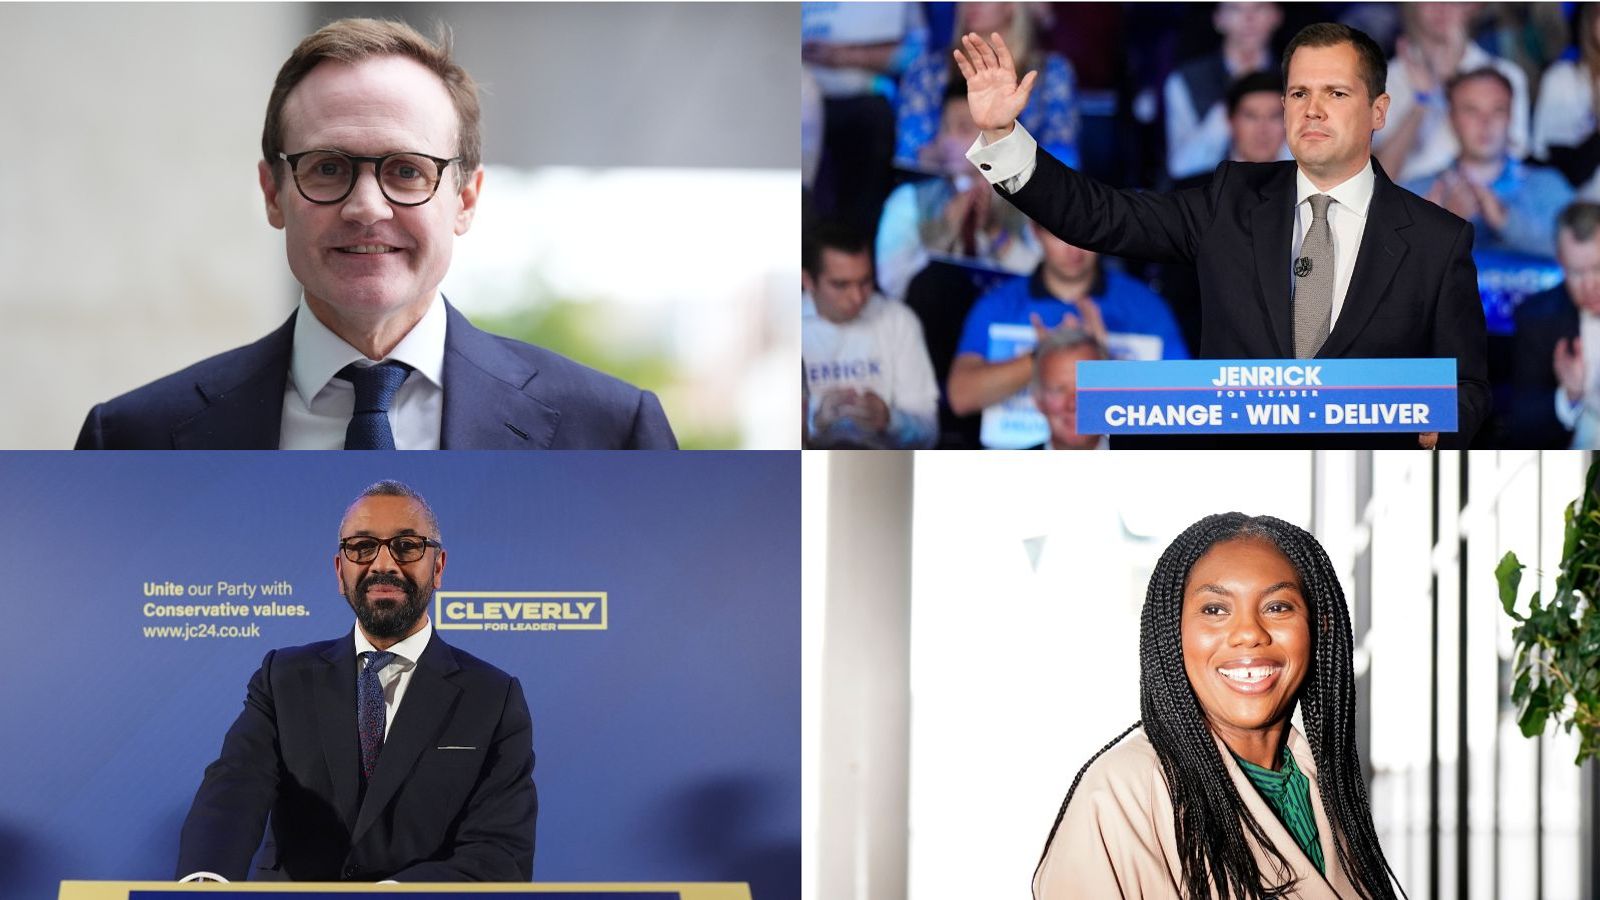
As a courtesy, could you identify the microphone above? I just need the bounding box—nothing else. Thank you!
[1294,257,1313,278]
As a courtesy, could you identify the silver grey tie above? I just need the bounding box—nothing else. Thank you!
[1293,193,1335,359]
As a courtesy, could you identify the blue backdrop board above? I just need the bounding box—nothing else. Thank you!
[0,453,798,900]
[1476,248,1562,336]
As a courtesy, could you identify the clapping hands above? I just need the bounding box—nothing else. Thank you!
[1030,295,1109,350]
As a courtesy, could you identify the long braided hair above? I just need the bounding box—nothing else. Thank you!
[1034,513,1403,900]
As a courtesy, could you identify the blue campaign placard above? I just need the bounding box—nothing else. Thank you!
[1074,358,1457,434]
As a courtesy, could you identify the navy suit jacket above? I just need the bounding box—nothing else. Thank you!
[997,150,1491,448]
[1506,284,1579,449]
[176,630,536,883]
[75,302,677,449]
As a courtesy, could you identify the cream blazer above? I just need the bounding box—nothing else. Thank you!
[1034,726,1365,899]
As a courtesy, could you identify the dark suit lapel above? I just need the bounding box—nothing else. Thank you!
[171,312,295,449]
[350,632,462,846]
[1319,160,1411,359]
[1250,166,1298,358]
[312,636,362,832]
[438,301,561,449]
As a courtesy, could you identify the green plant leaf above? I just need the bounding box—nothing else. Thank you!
[1496,552,1525,620]
[1501,460,1600,764]
[1519,687,1552,737]
[1563,501,1580,563]
[1512,667,1530,705]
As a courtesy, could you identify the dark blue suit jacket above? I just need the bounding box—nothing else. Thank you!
[75,302,677,449]
[176,630,536,882]
[1506,283,1578,449]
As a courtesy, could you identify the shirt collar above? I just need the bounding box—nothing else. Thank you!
[1233,743,1295,778]
[290,293,447,406]
[1490,155,1522,192]
[353,616,433,669]
[1294,158,1375,220]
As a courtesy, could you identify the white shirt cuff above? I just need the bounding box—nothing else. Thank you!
[966,121,1039,193]
[178,872,229,883]
[1555,387,1583,429]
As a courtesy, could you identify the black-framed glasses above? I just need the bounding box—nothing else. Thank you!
[279,149,462,206]
[339,534,442,564]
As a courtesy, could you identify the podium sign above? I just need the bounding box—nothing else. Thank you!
[60,883,751,900]
[1075,358,1457,435]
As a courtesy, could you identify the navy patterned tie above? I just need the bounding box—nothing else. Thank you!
[339,361,412,450]
[357,650,397,780]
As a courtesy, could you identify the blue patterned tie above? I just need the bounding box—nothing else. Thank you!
[339,361,412,450]
[358,650,396,780]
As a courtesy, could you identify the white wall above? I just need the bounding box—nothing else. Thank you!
[319,2,798,170]
[815,452,914,900]
[0,3,304,448]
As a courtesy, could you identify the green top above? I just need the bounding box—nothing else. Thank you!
[1232,745,1325,875]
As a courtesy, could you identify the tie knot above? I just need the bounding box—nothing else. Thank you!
[339,361,412,414]
[1308,193,1333,220]
[361,650,397,675]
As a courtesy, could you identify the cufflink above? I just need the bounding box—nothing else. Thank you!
[980,163,992,171]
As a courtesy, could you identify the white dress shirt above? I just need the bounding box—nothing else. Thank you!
[279,294,447,450]
[1554,311,1600,446]
[1291,161,1374,327]
[353,617,433,741]
[967,122,1374,329]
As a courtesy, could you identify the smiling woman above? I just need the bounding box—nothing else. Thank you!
[1032,513,1403,900]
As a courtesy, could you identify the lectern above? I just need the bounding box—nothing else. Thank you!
[59,883,753,900]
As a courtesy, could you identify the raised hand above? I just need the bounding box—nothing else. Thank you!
[1396,36,1439,96]
[1070,293,1109,348]
[1030,311,1051,344]
[952,32,1038,141]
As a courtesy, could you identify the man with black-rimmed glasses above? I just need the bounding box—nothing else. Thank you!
[76,18,675,450]
[176,480,536,882]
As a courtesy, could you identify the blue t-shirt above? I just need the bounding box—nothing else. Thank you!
[956,268,1191,362]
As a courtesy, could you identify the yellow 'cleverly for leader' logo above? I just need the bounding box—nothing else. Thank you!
[434,591,608,632]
